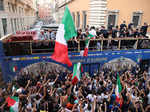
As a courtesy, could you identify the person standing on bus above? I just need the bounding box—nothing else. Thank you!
[140,22,149,38]
[134,28,140,38]
[50,31,56,40]
[108,23,114,37]
[44,31,49,40]
[127,23,134,37]
[89,26,97,38]
[39,31,45,40]
[112,26,119,38]
[119,21,127,37]
[100,26,108,38]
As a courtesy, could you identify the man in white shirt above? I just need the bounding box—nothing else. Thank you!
[89,26,97,37]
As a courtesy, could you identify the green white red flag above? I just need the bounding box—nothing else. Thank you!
[51,6,77,67]
[72,62,83,85]
[6,96,19,112]
[115,74,122,105]
[12,66,17,72]
[83,34,94,56]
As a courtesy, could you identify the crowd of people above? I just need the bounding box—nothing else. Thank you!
[0,64,150,112]
[37,21,149,41]
[0,21,150,112]
[76,21,149,39]
[34,21,150,52]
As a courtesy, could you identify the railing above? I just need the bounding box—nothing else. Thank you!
[3,37,150,56]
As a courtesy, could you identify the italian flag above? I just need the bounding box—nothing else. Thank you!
[6,96,19,112]
[115,74,122,105]
[83,34,94,56]
[72,62,83,85]
[12,66,17,72]
[51,6,77,67]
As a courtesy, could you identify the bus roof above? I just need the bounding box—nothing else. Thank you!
[0,33,12,41]
[1,31,38,42]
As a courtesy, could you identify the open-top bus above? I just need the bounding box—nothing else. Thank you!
[0,32,150,82]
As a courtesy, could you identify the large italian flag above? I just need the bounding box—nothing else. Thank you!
[51,6,77,67]
[6,96,19,112]
[72,62,82,85]
[83,34,94,56]
[115,74,122,104]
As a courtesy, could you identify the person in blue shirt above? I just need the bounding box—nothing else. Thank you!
[120,21,127,37]
[140,22,149,38]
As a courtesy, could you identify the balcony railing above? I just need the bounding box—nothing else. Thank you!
[3,37,150,56]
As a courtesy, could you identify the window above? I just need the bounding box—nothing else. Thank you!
[20,18,23,30]
[0,0,4,10]
[2,18,7,35]
[12,4,15,12]
[19,7,20,14]
[108,15,116,27]
[72,12,75,22]
[77,12,80,28]
[107,10,119,28]
[15,6,17,13]
[22,8,24,14]
[22,18,25,30]
[11,18,14,32]
[17,18,19,30]
[14,18,17,31]
[8,3,11,12]
[132,12,143,27]
[82,11,87,29]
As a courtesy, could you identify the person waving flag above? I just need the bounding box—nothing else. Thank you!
[72,62,83,85]
[6,96,19,112]
[51,6,77,67]
[83,33,94,56]
[115,74,123,107]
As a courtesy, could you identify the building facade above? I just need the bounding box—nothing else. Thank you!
[56,0,107,29]
[0,0,36,38]
[107,0,150,29]
[37,0,52,24]
[56,0,150,31]
[54,0,65,24]
[68,0,89,29]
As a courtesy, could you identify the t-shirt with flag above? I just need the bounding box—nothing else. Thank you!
[72,62,83,85]
[83,33,94,56]
[51,6,77,67]
[6,96,19,112]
